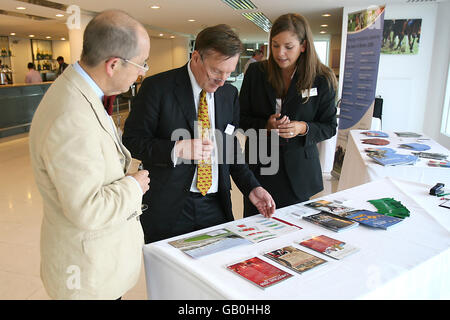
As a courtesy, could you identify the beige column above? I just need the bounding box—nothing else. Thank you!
[171,36,191,68]
[65,5,94,63]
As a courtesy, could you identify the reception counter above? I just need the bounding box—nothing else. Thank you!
[0,82,52,138]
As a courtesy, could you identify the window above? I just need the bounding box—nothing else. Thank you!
[314,40,329,66]
[441,63,450,137]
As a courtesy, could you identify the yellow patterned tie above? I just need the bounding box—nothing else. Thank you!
[197,90,212,196]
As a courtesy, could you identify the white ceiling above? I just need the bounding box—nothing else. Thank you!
[0,0,432,42]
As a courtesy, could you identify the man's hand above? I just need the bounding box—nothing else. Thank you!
[129,169,150,194]
[175,139,214,160]
[249,186,276,218]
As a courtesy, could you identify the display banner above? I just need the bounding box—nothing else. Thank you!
[332,6,385,178]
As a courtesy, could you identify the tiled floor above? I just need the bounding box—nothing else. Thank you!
[0,122,338,300]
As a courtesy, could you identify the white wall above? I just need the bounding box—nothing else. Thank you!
[376,4,437,134]
[423,1,450,149]
[340,3,449,149]
[145,35,190,77]
[171,37,190,69]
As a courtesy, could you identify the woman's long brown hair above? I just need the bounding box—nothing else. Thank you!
[265,13,337,100]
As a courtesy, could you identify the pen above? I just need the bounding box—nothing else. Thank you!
[437,193,450,197]
[272,217,302,229]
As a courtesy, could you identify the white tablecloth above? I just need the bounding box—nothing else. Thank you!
[142,177,450,300]
[337,130,450,191]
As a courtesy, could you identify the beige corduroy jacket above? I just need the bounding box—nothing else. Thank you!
[29,65,144,299]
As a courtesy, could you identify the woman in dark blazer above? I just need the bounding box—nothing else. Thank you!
[239,13,338,216]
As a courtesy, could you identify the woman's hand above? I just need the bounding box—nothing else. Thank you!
[277,121,308,139]
[266,113,290,132]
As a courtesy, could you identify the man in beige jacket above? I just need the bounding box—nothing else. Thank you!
[29,10,150,299]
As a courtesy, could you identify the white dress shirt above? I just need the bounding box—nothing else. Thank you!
[173,60,219,194]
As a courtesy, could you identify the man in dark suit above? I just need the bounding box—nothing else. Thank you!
[56,56,69,77]
[123,24,275,243]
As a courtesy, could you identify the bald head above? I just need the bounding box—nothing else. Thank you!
[81,10,149,67]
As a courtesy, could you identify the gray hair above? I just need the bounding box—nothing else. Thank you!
[81,10,141,67]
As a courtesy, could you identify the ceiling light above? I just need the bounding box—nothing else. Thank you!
[29,35,35,37]
[159,33,164,37]
[221,0,257,10]
[321,24,328,27]
[170,36,175,39]
[242,12,272,33]
[150,5,160,9]
[320,31,327,34]
[10,33,16,36]
[61,37,66,40]
[46,36,51,39]
[16,7,26,10]
[188,19,195,22]
[56,14,64,17]
[322,13,331,17]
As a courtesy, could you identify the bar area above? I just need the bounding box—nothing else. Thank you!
[0,33,70,138]
[0,82,52,138]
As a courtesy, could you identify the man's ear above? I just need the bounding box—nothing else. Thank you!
[105,57,121,77]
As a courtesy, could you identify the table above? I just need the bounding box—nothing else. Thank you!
[142,177,450,300]
[318,117,382,173]
[337,130,450,192]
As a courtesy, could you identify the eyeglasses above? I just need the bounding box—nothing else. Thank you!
[200,55,229,84]
[121,58,149,72]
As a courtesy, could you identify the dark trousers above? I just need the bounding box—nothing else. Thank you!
[171,192,228,237]
[244,152,308,217]
[144,192,227,243]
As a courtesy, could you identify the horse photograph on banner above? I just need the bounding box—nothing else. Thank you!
[381,19,422,55]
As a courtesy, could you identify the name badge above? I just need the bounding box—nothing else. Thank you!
[302,87,318,98]
[225,124,235,135]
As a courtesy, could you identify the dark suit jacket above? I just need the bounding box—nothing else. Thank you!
[122,64,260,242]
[239,61,337,200]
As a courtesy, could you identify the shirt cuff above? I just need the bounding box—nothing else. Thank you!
[298,122,309,136]
[171,144,178,167]
[126,176,143,195]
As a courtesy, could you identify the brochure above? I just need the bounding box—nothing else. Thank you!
[304,199,355,215]
[427,160,450,168]
[361,138,390,146]
[361,130,389,137]
[394,132,422,137]
[439,199,450,209]
[263,245,327,274]
[368,153,418,166]
[226,257,293,289]
[398,143,431,151]
[227,215,299,243]
[302,211,359,232]
[168,228,251,259]
[412,152,448,160]
[299,235,359,260]
[364,147,396,157]
[343,210,403,229]
[368,198,410,219]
